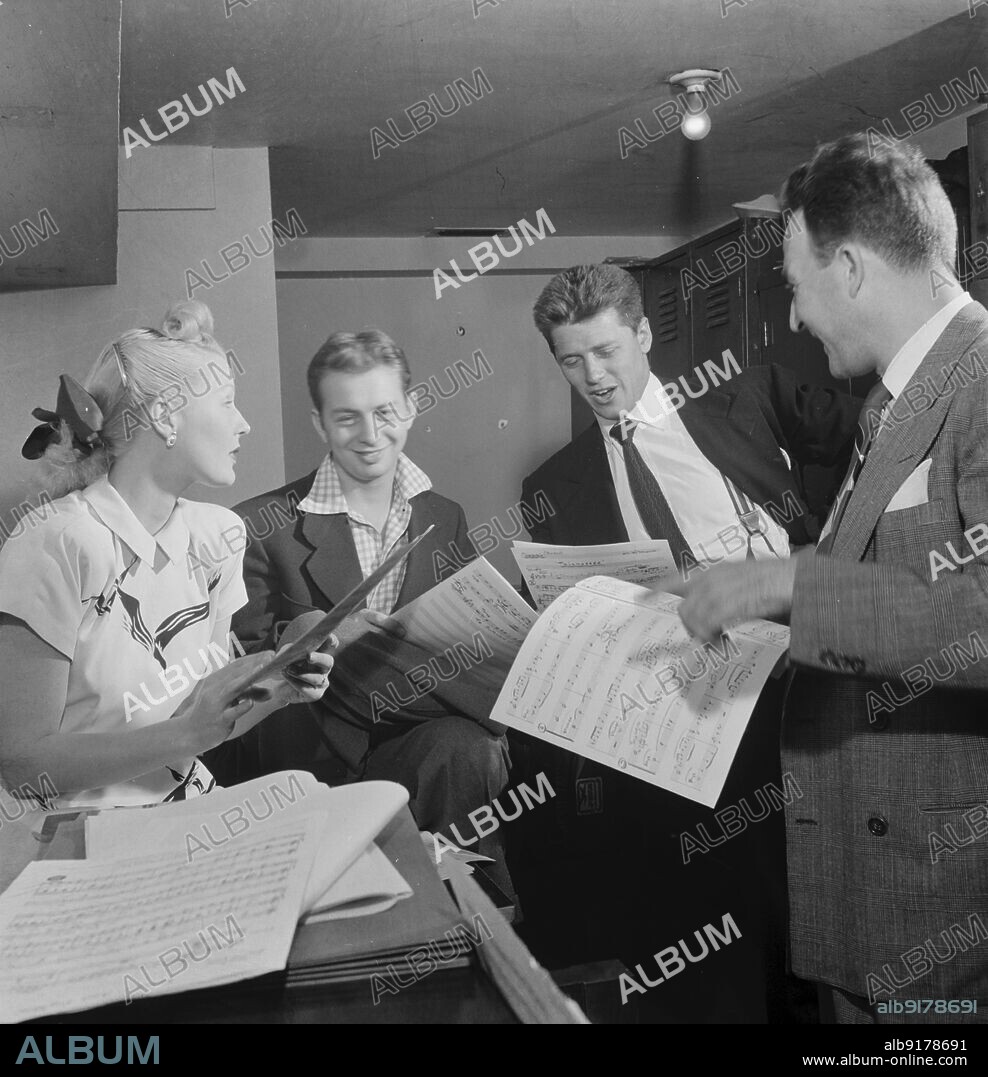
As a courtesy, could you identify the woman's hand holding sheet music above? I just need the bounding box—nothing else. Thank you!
[171,650,277,752]
[172,645,333,751]
[242,647,335,708]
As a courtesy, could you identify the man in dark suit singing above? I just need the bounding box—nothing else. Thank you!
[523,264,856,559]
[512,262,860,1022]
[210,329,511,881]
[676,134,988,1023]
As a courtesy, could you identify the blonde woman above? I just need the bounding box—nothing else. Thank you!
[0,301,332,808]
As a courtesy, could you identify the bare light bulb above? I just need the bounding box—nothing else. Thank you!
[681,92,711,140]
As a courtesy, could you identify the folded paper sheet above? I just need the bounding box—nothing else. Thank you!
[303,843,412,922]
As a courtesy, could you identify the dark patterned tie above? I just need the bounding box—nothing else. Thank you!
[816,379,893,555]
[609,421,693,566]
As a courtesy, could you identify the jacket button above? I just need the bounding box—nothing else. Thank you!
[868,816,889,836]
[870,713,889,730]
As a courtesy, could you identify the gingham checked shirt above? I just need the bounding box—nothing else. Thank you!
[297,453,433,613]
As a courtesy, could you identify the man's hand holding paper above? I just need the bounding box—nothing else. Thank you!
[673,551,803,644]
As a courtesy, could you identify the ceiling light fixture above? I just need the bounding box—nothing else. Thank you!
[668,69,721,141]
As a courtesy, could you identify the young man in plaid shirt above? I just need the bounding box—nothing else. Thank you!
[210,329,512,887]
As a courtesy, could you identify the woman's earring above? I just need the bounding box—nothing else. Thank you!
[165,432,177,448]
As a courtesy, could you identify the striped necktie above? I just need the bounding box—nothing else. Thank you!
[609,420,693,566]
[816,380,893,555]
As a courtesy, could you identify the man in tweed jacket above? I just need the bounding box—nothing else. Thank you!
[676,133,988,1023]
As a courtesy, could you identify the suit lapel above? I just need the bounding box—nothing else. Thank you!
[679,391,741,480]
[395,495,440,607]
[301,510,363,608]
[301,487,439,611]
[834,307,987,561]
[556,424,629,544]
[680,390,812,541]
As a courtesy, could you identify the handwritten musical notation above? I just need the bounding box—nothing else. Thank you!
[390,558,537,691]
[489,577,789,807]
[512,540,679,612]
[0,817,325,1022]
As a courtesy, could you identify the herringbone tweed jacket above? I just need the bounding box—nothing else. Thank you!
[785,300,988,1009]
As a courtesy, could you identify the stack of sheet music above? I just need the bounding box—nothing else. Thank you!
[0,772,409,1022]
[285,810,478,988]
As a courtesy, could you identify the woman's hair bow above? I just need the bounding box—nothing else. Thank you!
[22,376,106,460]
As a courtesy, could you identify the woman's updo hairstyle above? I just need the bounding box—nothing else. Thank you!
[42,300,229,497]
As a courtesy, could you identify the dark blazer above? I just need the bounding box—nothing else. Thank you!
[521,362,860,549]
[206,469,473,785]
[784,301,988,1004]
[507,363,860,1019]
[232,470,469,649]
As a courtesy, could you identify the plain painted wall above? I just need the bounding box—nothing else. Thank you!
[0,147,284,540]
[273,234,685,580]
[274,274,567,581]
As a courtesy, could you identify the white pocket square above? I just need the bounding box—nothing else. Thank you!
[885,458,931,512]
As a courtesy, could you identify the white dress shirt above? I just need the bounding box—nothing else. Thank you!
[816,291,972,545]
[599,373,791,563]
[881,292,972,404]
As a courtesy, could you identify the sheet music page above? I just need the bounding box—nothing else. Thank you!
[490,575,790,807]
[85,775,409,916]
[390,558,537,691]
[85,771,325,858]
[303,843,412,922]
[0,816,326,1023]
[512,539,679,612]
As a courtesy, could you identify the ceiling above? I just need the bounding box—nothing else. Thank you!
[1,0,984,290]
[118,0,985,237]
